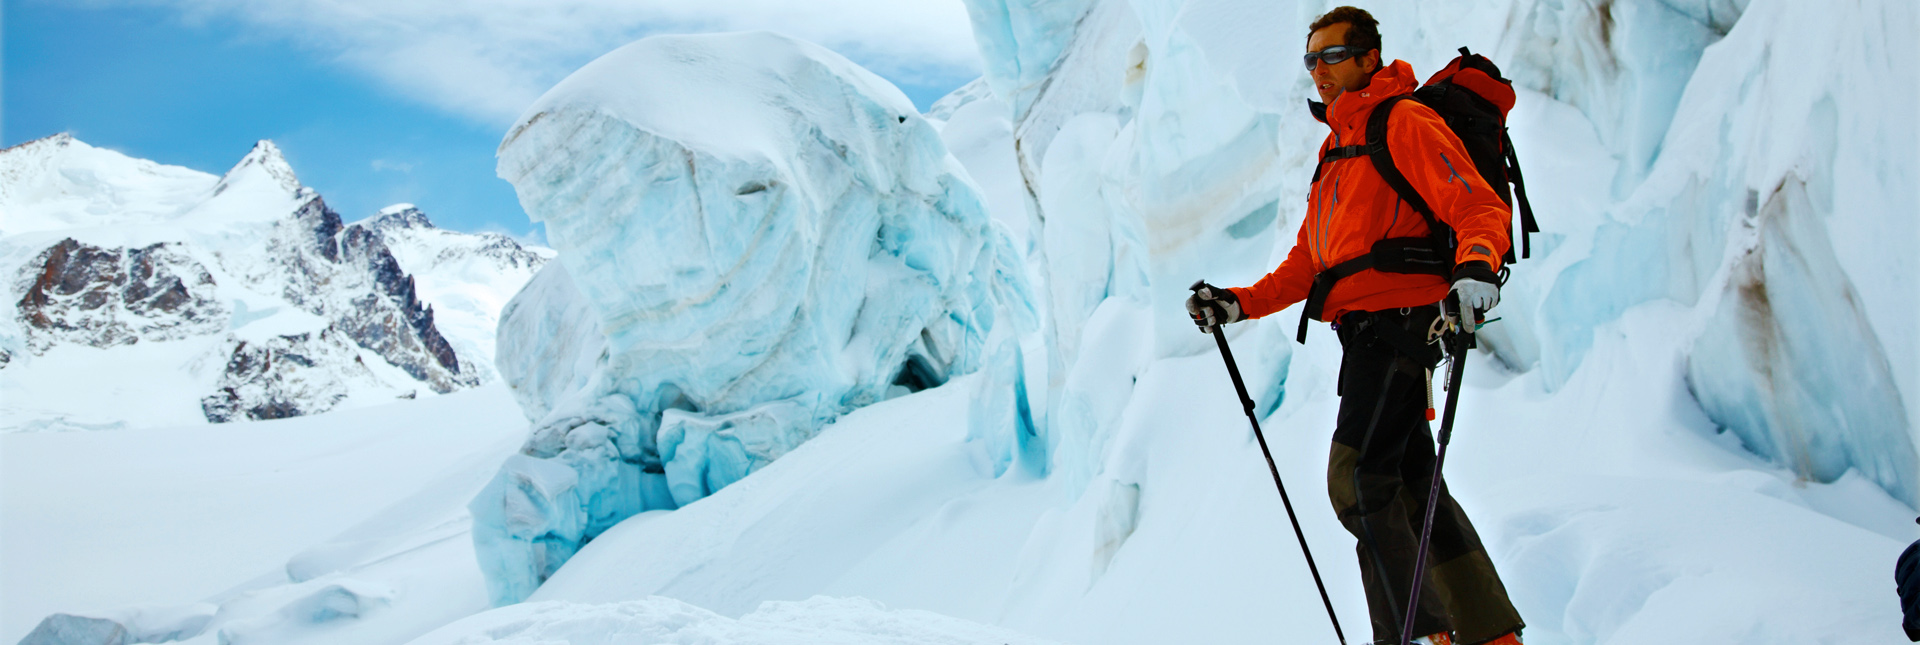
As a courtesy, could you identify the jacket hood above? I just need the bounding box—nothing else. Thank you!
[1307,59,1419,126]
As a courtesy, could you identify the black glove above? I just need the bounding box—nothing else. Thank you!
[1185,281,1245,331]
[1898,534,1920,640]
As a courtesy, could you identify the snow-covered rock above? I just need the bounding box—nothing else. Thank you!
[477,30,1034,605]
[14,238,227,353]
[352,204,554,383]
[0,135,546,429]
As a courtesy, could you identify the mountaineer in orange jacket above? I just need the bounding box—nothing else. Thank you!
[1185,7,1525,645]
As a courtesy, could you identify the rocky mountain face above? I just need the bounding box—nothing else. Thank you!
[347,204,554,385]
[0,134,549,428]
[15,239,227,353]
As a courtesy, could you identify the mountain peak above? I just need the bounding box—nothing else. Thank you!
[215,140,303,197]
[0,132,80,159]
[369,204,434,230]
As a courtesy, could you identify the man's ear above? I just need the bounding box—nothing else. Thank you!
[1364,49,1382,73]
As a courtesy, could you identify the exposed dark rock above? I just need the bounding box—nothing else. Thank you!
[15,238,227,353]
[243,196,475,394]
[367,206,434,230]
[201,329,371,423]
[336,222,466,389]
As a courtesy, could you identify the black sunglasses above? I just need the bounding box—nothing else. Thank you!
[1303,45,1362,70]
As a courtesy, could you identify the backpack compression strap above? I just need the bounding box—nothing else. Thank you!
[1502,129,1539,258]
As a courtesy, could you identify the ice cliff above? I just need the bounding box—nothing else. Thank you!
[952,0,1918,508]
[477,31,1035,605]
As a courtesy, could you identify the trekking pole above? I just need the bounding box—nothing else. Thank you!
[1397,295,1474,645]
[1190,281,1347,645]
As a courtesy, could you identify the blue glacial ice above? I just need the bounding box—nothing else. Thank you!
[475,31,1033,605]
[956,0,1916,509]
[1523,0,1918,504]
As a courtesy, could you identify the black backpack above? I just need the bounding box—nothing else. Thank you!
[1297,47,1539,343]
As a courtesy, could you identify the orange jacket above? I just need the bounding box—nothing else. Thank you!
[1230,60,1510,322]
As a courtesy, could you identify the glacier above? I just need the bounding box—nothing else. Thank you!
[477,31,1035,605]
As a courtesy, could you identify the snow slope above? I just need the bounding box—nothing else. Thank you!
[424,305,1910,644]
[0,384,527,645]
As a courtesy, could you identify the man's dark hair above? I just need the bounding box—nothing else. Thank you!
[1309,6,1382,57]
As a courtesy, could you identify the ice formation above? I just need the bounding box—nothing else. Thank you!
[950,0,1918,505]
[478,31,1034,604]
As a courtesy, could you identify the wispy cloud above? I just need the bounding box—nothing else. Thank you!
[370,159,415,173]
[102,0,984,126]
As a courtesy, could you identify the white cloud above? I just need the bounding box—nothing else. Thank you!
[113,0,984,126]
[370,159,415,173]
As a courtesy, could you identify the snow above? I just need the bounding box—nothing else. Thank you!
[0,134,219,238]
[424,303,1909,645]
[409,596,1061,645]
[481,30,1033,605]
[6,0,1918,643]
[0,384,528,645]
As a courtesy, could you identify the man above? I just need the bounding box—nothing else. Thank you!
[1185,6,1524,645]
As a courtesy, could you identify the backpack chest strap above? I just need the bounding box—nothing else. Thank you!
[1312,144,1374,182]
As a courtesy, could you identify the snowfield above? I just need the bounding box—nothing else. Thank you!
[5,0,1917,643]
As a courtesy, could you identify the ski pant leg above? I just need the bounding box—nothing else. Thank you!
[1326,314,1522,644]
[1391,389,1524,645]
[1328,333,1450,643]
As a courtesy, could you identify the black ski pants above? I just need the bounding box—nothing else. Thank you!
[1327,305,1522,645]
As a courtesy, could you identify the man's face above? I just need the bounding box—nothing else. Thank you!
[1306,22,1378,105]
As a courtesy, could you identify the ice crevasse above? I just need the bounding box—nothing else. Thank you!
[475,31,1037,605]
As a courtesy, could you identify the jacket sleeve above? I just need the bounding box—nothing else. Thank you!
[1387,102,1511,273]
[1229,219,1316,320]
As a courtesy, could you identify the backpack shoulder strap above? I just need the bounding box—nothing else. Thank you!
[1364,95,1447,241]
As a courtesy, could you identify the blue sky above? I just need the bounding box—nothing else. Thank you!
[4,1,980,239]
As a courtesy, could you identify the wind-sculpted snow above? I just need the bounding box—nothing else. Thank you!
[481,31,1034,604]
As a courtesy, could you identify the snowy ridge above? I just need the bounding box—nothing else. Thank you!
[0,135,549,429]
